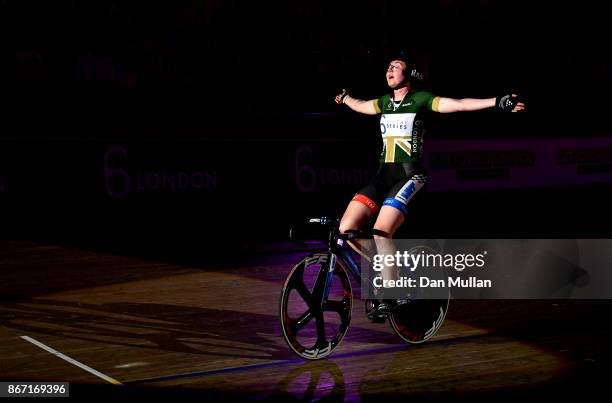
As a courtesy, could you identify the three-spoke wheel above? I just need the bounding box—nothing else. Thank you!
[279,253,353,359]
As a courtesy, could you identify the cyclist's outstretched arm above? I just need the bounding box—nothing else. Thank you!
[437,94,525,113]
[334,90,379,115]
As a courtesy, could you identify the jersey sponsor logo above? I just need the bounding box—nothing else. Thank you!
[380,113,416,132]
[387,100,413,109]
[380,113,417,162]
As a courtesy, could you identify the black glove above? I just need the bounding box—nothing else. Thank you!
[495,94,518,112]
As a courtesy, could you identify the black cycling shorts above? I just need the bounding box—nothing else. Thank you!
[352,162,426,217]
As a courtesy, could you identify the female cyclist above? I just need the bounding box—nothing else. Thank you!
[334,53,525,320]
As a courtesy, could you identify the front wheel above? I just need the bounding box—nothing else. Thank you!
[279,252,352,359]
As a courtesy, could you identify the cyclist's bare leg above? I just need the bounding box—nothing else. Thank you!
[339,201,375,261]
[373,206,404,283]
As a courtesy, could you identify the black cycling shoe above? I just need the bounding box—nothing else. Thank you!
[366,297,416,323]
[366,299,393,323]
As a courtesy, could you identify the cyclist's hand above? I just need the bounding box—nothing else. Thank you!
[335,89,349,105]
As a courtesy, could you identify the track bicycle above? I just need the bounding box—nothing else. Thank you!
[279,217,450,359]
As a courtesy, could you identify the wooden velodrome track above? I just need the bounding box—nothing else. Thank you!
[0,239,609,401]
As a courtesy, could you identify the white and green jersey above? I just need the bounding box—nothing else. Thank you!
[373,90,440,163]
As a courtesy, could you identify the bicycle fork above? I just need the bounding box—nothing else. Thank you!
[311,252,336,312]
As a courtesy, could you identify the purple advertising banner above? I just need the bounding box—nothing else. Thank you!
[424,137,612,191]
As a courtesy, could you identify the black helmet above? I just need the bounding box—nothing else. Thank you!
[390,50,426,84]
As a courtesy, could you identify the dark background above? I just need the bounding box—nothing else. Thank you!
[1,0,611,260]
